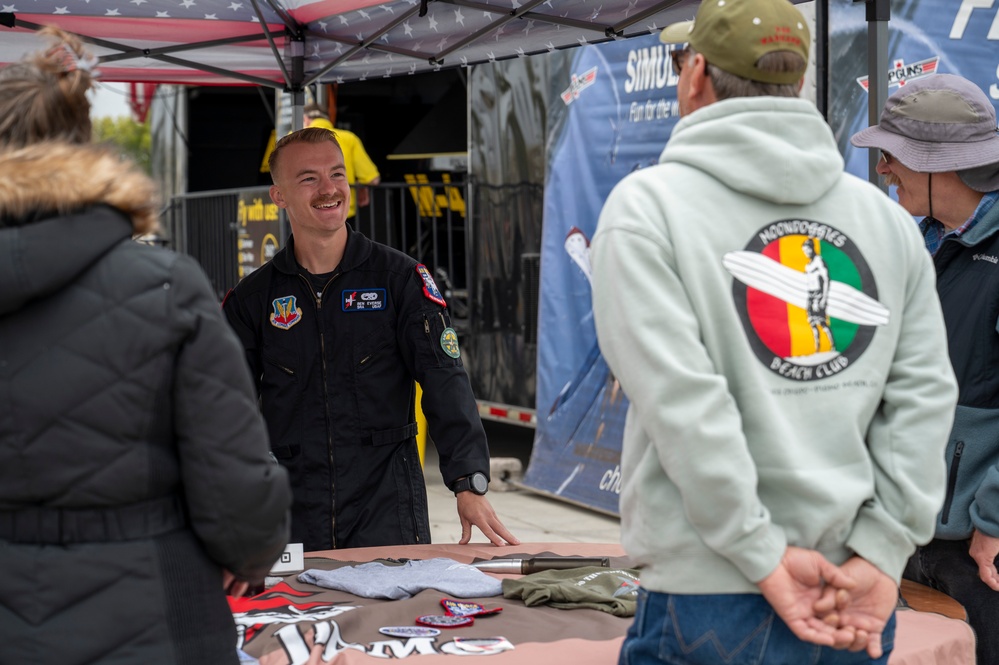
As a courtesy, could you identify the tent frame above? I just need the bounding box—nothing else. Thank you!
[2,0,891,182]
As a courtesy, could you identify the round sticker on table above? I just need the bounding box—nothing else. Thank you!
[415,614,474,628]
[452,636,514,653]
[379,626,441,638]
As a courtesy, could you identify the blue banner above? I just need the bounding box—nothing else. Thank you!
[522,34,680,515]
[525,0,999,515]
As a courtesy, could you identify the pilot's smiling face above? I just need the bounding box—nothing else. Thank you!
[270,140,351,239]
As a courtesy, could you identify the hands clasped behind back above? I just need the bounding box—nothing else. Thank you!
[758,547,898,659]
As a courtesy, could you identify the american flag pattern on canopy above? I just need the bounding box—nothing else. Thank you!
[0,1,703,87]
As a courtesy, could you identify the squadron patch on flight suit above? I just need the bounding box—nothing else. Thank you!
[416,264,447,307]
[270,295,302,330]
[441,327,461,359]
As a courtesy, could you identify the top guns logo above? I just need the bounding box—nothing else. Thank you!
[857,56,939,92]
[561,66,598,105]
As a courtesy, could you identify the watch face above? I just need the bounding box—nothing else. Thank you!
[471,472,489,494]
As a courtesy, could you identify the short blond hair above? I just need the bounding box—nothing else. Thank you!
[268,127,343,181]
[0,26,96,148]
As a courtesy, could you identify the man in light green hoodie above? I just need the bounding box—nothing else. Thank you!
[590,0,959,663]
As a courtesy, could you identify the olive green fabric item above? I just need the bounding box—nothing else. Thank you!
[660,0,809,85]
[502,566,642,617]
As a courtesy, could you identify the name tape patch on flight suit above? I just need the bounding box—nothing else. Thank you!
[342,288,386,312]
[270,295,303,330]
[416,264,447,307]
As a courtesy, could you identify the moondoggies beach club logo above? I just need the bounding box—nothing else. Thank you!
[723,220,890,382]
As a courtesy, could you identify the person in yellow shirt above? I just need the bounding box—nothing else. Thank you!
[304,104,380,219]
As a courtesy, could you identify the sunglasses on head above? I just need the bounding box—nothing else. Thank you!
[670,47,690,76]
[879,150,894,165]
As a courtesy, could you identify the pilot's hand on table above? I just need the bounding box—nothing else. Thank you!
[757,546,858,649]
[969,529,999,591]
[223,569,251,598]
[456,492,521,546]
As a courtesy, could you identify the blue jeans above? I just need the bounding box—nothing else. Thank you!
[619,589,895,665]
[905,537,999,665]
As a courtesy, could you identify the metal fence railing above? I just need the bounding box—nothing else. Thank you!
[352,178,470,321]
[164,178,545,411]
[163,188,242,300]
[163,179,471,311]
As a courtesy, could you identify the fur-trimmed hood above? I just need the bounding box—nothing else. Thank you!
[0,141,159,231]
[0,142,161,315]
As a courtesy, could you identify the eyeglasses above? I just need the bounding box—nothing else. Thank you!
[670,47,690,76]
[879,150,894,165]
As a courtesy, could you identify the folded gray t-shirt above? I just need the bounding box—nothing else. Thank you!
[298,558,503,599]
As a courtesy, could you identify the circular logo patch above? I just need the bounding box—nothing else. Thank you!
[379,626,442,638]
[452,636,514,653]
[723,221,888,382]
[441,598,502,617]
[416,614,474,628]
[441,598,484,616]
[440,327,461,359]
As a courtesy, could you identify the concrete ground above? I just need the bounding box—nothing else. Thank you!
[422,422,622,545]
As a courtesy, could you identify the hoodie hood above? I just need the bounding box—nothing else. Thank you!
[661,96,844,206]
[0,142,160,315]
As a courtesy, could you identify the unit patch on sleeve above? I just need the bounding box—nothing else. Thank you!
[270,296,303,330]
[342,289,386,312]
[440,327,461,359]
[416,264,447,307]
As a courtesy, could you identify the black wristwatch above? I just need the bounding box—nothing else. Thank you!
[452,472,489,496]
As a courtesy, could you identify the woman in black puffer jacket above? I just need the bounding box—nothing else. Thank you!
[0,28,292,664]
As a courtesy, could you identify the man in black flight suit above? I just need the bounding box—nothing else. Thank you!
[223,127,520,552]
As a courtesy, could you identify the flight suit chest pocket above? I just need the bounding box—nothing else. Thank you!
[352,322,410,438]
[354,322,395,374]
[260,354,302,458]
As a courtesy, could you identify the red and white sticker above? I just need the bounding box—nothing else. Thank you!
[452,636,514,653]
[441,598,502,617]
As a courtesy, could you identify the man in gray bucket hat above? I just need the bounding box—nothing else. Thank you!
[852,73,999,665]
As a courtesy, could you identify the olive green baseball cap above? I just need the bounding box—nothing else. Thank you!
[660,0,809,85]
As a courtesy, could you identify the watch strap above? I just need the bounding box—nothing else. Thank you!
[452,472,488,495]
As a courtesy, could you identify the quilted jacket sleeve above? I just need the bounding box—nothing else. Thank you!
[170,254,292,583]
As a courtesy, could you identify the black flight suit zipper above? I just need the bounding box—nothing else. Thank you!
[300,272,340,549]
[940,440,964,525]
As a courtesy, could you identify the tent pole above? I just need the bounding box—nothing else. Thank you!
[857,0,890,191]
[290,35,305,132]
